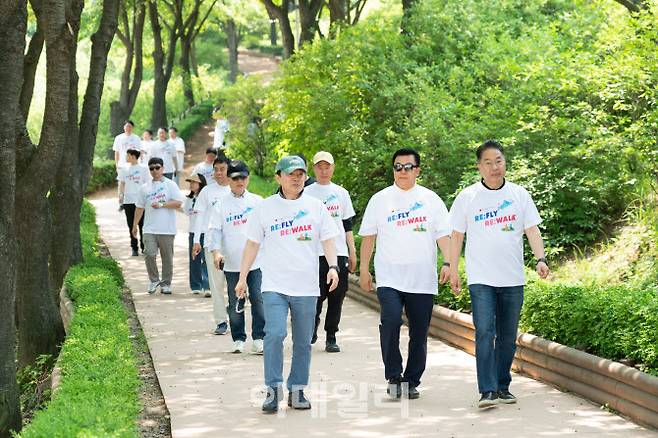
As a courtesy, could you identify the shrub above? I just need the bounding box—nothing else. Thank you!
[20,201,140,437]
[86,160,117,194]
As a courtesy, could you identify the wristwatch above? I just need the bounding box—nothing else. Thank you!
[442,262,450,267]
[328,265,340,273]
[536,257,548,267]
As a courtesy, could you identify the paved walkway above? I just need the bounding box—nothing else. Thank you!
[92,197,656,438]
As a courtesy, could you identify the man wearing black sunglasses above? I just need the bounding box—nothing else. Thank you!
[359,148,451,400]
[133,157,185,294]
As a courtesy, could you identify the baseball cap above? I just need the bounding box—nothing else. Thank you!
[227,160,249,178]
[275,155,307,174]
[312,151,334,165]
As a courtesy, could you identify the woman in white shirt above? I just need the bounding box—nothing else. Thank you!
[184,173,210,295]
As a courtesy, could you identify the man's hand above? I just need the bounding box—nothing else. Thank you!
[536,261,550,279]
[449,268,461,296]
[439,265,450,285]
[235,278,248,299]
[359,270,373,292]
[151,202,160,209]
[348,253,357,273]
[327,268,339,292]
[213,252,224,271]
[131,224,139,239]
[192,243,202,260]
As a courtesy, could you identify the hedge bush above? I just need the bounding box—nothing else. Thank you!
[86,160,117,194]
[21,201,140,437]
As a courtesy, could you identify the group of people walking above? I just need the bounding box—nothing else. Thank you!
[112,122,550,413]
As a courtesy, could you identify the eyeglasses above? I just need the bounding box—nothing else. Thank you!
[393,163,418,172]
[149,165,162,171]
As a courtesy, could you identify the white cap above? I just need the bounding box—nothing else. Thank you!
[312,151,334,165]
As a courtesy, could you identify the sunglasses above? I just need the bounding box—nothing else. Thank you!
[393,163,419,172]
[149,165,162,171]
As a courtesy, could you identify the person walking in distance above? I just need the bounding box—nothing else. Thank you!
[359,148,451,400]
[305,151,357,353]
[183,173,210,296]
[133,157,185,294]
[192,153,231,333]
[169,126,185,185]
[192,148,218,187]
[149,127,178,180]
[448,140,550,408]
[235,156,340,413]
[119,149,151,256]
[208,160,265,354]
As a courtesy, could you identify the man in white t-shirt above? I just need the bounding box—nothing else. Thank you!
[169,126,185,185]
[448,140,550,409]
[113,120,142,169]
[192,148,218,186]
[235,155,339,413]
[305,151,357,353]
[149,127,178,180]
[208,160,265,354]
[132,157,185,294]
[192,153,231,334]
[359,148,451,401]
[119,149,151,256]
[140,129,154,164]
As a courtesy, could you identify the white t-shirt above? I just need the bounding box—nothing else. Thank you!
[305,182,356,257]
[208,190,263,272]
[450,180,542,287]
[140,140,153,163]
[183,197,203,233]
[246,194,339,296]
[359,184,451,295]
[214,119,229,149]
[135,178,185,235]
[113,133,142,167]
[192,162,215,186]
[118,164,151,205]
[149,140,177,174]
[170,137,185,171]
[193,184,231,246]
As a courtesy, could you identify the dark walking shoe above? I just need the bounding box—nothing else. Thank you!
[478,391,499,408]
[498,389,517,404]
[262,386,282,413]
[288,390,311,409]
[406,385,420,399]
[387,377,402,399]
[311,333,318,344]
[213,321,228,335]
[325,340,340,353]
[131,248,139,256]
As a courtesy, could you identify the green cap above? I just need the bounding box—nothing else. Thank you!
[275,155,307,174]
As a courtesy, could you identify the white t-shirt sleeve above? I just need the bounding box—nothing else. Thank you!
[522,189,542,229]
[432,196,451,239]
[342,188,356,220]
[245,204,265,244]
[112,134,121,152]
[449,192,468,234]
[358,196,378,236]
[135,186,146,209]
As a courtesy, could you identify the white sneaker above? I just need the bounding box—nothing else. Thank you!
[232,340,245,353]
[192,290,201,295]
[204,290,211,298]
[161,285,172,295]
[148,281,160,294]
[252,339,264,355]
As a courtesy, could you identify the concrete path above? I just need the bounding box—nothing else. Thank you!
[92,196,656,438]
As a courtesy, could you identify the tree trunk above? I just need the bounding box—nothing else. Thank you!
[50,0,119,295]
[327,0,346,37]
[180,36,195,107]
[15,0,75,368]
[401,0,417,34]
[298,0,323,47]
[191,40,199,76]
[226,18,239,83]
[0,0,27,434]
[268,10,278,46]
[261,0,295,59]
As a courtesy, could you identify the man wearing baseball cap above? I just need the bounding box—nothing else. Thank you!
[207,160,266,354]
[305,151,357,353]
[235,155,340,413]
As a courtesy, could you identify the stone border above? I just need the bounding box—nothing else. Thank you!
[347,277,658,430]
[50,285,75,392]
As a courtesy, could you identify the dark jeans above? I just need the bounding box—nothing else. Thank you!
[468,284,524,394]
[377,287,434,387]
[313,256,349,341]
[188,233,209,291]
[123,203,144,251]
[224,270,265,342]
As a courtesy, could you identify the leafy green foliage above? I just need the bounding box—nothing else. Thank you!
[20,202,140,437]
[86,160,117,193]
[17,355,54,425]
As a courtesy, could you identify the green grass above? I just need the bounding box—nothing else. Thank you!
[20,201,140,437]
[249,173,277,198]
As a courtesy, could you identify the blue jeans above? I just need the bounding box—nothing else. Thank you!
[188,233,209,291]
[224,270,265,342]
[377,287,434,387]
[262,292,317,390]
[469,284,524,394]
